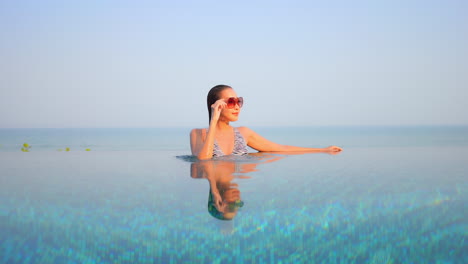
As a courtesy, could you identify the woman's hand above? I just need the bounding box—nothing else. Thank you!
[324,146,343,154]
[210,99,227,123]
[212,191,226,212]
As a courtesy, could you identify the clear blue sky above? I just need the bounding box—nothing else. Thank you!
[1,0,467,128]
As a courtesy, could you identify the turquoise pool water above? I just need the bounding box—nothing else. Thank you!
[1,127,467,263]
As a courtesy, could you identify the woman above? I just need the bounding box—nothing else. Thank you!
[190,85,342,160]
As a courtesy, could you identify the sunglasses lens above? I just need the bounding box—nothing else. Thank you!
[226,97,244,108]
[238,97,243,108]
[227,98,236,108]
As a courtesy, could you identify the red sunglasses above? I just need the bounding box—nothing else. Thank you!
[226,97,244,109]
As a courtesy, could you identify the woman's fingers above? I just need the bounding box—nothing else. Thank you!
[210,99,227,121]
[326,146,343,152]
[214,200,226,212]
[211,99,226,111]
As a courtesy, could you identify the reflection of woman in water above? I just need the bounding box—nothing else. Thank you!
[191,154,283,221]
[191,160,245,220]
[190,84,343,160]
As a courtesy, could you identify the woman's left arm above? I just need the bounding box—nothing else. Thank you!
[240,127,342,153]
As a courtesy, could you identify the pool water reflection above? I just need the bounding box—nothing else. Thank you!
[188,153,285,221]
[1,145,467,263]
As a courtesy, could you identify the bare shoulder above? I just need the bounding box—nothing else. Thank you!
[237,126,255,133]
[190,128,207,140]
[190,128,202,135]
[237,126,255,139]
[191,128,207,133]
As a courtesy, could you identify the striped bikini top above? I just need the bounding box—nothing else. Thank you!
[213,127,248,157]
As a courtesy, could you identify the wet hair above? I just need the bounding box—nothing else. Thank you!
[207,84,232,123]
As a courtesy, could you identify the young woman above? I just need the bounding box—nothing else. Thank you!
[190,85,342,160]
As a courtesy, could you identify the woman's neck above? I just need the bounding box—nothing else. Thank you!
[216,120,232,131]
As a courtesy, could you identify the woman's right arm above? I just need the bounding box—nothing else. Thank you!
[190,99,226,160]
[190,125,216,160]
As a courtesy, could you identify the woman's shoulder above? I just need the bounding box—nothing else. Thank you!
[190,128,206,133]
[236,126,253,132]
[190,128,207,140]
[236,126,254,138]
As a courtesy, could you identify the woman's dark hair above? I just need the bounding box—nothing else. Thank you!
[208,189,228,220]
[207,84,232,123]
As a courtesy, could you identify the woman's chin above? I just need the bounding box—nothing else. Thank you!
[222,212,237,220]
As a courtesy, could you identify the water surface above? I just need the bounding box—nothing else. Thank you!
[1,127,467,263]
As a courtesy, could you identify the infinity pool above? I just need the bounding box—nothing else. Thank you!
[1,127,467,263]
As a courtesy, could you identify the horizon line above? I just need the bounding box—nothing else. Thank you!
[1,124,468,129]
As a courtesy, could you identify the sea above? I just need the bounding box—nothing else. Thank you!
[0,126,467,263]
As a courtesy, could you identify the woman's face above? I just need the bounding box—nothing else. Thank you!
[220,189,241,220]
[222,187,241,203]
[218,88,241,122]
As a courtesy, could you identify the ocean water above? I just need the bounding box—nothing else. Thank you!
[0,126,467,263]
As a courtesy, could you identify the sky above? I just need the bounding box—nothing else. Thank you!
[0,0,467,128]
